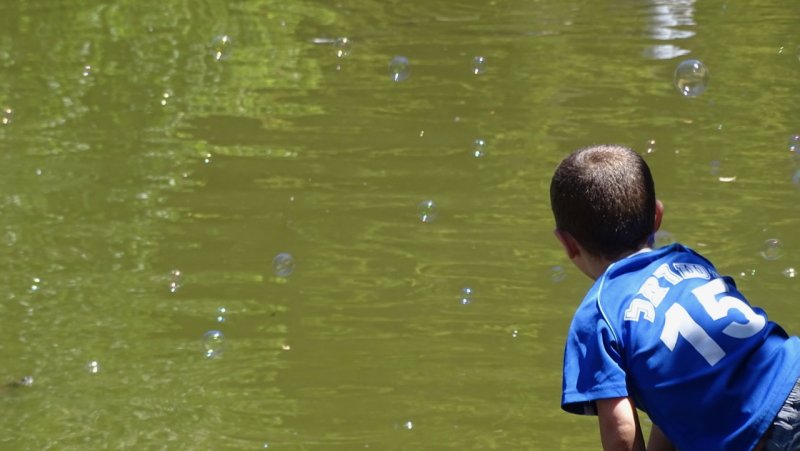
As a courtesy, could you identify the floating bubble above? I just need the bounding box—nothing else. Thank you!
[403,420,413,430]
[761,238,782,261]
[82,65,93,77]
[653,230,675,248]
[216,306,227,323]
[86,360,100,374]
[739,268,757,279]
[160,89,173,107]
[417,200,438,223]
[202,330,225,358]
[709,160,722,175]
[210,35,233,61]
[471,56,486,75]
[29,277,41,293]
[1,107,12,125]
[551,265,567,283]
[645,139,656,154]
[472,138,487,157]
[203,153,212,164]
[783,267,797,278]
[459,287,473,305]
[388,56,410,82]
[511,329,519,338]
[792,169,800,189]
[169,269,182,293]
[788,135,800,154]
[334,37,351,58]
[674,59,709,97]
[272,252,295,277]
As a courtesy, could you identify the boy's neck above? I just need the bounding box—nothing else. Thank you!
[582,247,652,280]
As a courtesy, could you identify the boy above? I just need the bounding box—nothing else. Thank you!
[550,144,800,450]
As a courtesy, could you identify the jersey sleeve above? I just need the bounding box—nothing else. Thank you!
[561,297,629,415]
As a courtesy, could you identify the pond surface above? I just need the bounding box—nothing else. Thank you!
[1,0,799,449]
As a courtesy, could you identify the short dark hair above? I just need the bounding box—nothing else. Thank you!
[550,144,656,261]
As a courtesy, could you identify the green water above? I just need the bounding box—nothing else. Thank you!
[1,0,799,449]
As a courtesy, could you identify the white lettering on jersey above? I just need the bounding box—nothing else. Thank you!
[622,262,766,365]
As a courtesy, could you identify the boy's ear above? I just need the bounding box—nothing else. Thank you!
[554,229,581,259]
[654,199,664,232]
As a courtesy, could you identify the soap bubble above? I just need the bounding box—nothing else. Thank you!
[471,56,486,75]
[388,56,410,82]
[403,420,413,430]
[645,139,656,154]
[788,135,800,155]
[210,34,233,61]
[272,252,295,277]
[653,230,675,248]
[160,89,173,107]
[1,107,12,125]
[81,65,93,77]
[168,269,182,293]
[551,265,567,283]
[674,59,709,97]
[202,330,225,358]
[417,200,438,223]
[783,267,797,278]
[86,360,100,374]
[334,37,351,58]
[761,239,782,261]
[459,287,473,305]
[216,306,227,323]
[472,138,487,157]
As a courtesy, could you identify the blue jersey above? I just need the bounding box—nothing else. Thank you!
[561,244,800,450]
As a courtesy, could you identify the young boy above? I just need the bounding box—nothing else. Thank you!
[550,144,800,450]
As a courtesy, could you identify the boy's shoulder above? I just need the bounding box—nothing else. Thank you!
[591,243,718,314]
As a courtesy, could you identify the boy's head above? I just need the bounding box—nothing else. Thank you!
[550,144,658,262]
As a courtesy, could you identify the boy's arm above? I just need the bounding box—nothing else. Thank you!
[646,424,676,451]
[596,397,646,451]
